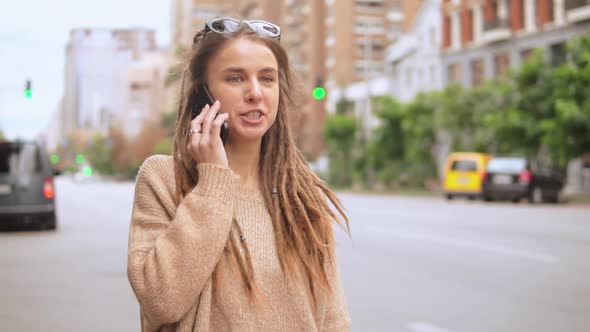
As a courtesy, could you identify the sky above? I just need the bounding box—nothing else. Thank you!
[0,0,171,140]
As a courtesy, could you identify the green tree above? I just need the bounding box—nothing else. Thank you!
[324,112,358,187]
[369,96,406,187]
[402,92,441,186]
[542,31,590,168]
[500,49,555,158]
[84,133,115,175]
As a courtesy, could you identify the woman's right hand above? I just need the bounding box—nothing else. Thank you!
[187,100,230,168]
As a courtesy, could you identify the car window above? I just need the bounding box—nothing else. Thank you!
[0,142,41,175]
[487,158,526,173]
[451,160,477,171]
[19,143,42,174]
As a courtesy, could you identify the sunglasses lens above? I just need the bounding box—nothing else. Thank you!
[211,19,240,33]
[249,21,279,37]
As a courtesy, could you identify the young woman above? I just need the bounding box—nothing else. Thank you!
[127,18,350,331]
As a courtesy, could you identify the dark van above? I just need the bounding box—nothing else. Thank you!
[0,140,57,230]
[482,157,563,204]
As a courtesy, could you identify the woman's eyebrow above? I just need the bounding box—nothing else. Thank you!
[222,67,278,74]
[259,67,278,74]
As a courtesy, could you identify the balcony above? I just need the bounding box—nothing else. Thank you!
[565,0,590,22]
[482,18,511,44]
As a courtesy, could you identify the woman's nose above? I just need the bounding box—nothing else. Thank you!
[245,79,262,103]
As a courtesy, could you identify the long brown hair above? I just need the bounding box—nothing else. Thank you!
[172,24,349,304]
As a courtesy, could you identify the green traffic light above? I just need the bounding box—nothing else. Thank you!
[25,80,32,99]
[75,154,85,164]
[50,154,60,165]
[312,87,326,100]
[82,166,93,177]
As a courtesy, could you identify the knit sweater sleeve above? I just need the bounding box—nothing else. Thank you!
[127,156,239,327]
[323,247,351,332]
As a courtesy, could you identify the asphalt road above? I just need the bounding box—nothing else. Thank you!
[1,177,588,332]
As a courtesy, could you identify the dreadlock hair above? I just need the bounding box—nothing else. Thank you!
[171,23,350,306]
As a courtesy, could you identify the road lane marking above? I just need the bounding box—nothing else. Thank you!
[407,322,453,332]
[366,227,558,263]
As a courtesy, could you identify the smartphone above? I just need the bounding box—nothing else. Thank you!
[192,85,229,144]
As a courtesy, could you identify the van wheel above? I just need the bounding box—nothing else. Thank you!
[544,191,560,204]
[446,194,454,200]
[44,213,57,231]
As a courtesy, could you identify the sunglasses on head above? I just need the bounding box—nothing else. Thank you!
[203,17,281,41]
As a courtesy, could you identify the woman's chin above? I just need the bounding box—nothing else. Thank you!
[227,130,266,145]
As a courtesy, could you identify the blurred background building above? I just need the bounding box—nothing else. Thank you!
[54,28,166,150]
[441,0,590,86]
[40,0,589,190]
[168,0,423,160]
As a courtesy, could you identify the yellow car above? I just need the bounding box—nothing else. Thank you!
[443,152,491,200]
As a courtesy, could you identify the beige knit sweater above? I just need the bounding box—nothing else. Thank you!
[127,155,350,332]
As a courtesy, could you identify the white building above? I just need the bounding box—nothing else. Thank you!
[386,0,442,102]
[61,28,161,138]
[327,0,442,134]
[122,53,168,137]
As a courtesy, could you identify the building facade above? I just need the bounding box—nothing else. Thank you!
[169,0,327,157]
[441,0,590,87]
[167,0,425,158]
[387,0,443,102]
[62,28,164,140]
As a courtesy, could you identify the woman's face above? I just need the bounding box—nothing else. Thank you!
[205,38,280,144]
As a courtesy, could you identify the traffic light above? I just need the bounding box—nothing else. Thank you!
[82,165,93,177]
[75,154,85,164]
[25,80,32,99]
[312,77,326,100]
[312,87,326,100]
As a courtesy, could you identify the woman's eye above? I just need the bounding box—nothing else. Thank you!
[228,76,242,82]
[261,76,275,83]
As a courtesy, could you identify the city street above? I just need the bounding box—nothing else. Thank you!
[1,177,589,332]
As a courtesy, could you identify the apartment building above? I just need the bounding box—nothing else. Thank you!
[387,0,443,102]
[324,0,421,90]
[169,0,326,157]
[441,0,590,87]
[171,0,281,49]
[62,28,162,139]
[168,1,423,158]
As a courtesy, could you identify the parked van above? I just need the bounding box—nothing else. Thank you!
[0,140,57,230]
[443,152,491,200]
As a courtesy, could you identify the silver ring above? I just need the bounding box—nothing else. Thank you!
[189,128,201,135]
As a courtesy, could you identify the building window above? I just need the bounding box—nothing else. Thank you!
[448,63,463,83]
[355,0,384,9]
[536,0,554,25]
[520,48,534,61]
[443,15,451,49]
[355,16,385,34]
[470,58,485,85]
[462,9,474,44]
[493,53,510,77]
[550,42,566,66]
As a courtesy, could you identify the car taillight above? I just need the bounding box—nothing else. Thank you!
[519,170,532,184]
[481,172,488,181]
[43,177,55,199]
